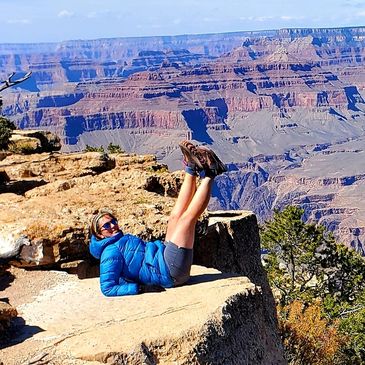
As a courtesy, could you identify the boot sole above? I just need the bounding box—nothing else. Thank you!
[179,141,204,171]
[196,146,227,175]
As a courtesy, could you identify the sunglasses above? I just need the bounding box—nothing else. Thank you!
[100,218,118,231]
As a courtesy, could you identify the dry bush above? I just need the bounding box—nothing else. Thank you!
[279,300,346,365]
[24,221,67,242]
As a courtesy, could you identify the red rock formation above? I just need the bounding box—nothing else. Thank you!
[4,39,365,141]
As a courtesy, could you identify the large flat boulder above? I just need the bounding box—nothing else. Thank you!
[1,265,285,365]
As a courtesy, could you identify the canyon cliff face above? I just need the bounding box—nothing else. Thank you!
[1,26,365,250]
[0,31,253,91]
[210,137,365,254]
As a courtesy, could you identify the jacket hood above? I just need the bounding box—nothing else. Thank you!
[89,231,124,259]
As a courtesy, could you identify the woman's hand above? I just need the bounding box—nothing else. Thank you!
[138,284,166,294]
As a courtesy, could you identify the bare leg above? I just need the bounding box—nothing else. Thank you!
[165,173,197,241]
[167,177,213,249]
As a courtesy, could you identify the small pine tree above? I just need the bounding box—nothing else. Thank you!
[338,292,365,364]
[107,142,124,154]
[261,205,365,364]
[261,206,365,307]
[0,116,16,149]
[261,206,334,305]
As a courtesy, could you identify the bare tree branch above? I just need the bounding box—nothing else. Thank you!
[0,71,32,92]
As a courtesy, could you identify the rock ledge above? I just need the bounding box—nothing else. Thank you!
[1,265,285,365]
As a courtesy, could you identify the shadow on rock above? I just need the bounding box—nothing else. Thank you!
[0,269,15,291]
[186,272,240,286]
[0,317,44,350]
[0,180,47,195]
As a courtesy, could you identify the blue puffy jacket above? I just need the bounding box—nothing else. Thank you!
[89,232,174,296]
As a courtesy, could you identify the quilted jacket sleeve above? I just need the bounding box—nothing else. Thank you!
[99,246,139,296]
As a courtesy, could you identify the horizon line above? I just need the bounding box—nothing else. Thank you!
[1,24,365,46]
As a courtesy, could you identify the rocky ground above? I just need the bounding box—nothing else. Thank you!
[0,265,262,365]
[0,267,85,365]
[0,151,185,267]
[0,211,285,365]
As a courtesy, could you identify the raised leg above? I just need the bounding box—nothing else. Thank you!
[166,176,213,249]
[166,173,197,241]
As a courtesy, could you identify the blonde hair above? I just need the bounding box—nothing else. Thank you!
[90,209,117,238]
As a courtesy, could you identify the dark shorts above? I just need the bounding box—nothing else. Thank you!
[164,241,193,286]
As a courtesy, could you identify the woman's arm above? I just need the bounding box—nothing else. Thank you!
[99,248,139,296]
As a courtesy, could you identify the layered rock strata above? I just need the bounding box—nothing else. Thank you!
[210,137,365,253]
[3,32,365,153]
[2,26,365,252]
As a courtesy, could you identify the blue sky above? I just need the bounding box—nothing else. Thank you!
[1,0,365,43]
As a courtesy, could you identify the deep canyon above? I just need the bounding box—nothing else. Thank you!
[1,26,365,252]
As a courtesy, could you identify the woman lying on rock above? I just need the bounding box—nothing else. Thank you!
[89,141,226,296]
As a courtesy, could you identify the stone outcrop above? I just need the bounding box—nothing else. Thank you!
[0,266,285,365]
[0,150,285,364]
[194,210,280,363]
[0,152,169,267]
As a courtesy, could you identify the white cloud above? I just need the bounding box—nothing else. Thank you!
[7,19,30,24]
[357,9,365,16]
[281,16,294,20]
[343,0,365,8]
[87,11,98,19]
[242,15,275,22]
[280,15,305,21]
[172,18,182,25]
[58,10,74,18]
[255,16,274,22]
[203,17,218,22]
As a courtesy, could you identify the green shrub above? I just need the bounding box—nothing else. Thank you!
[0,116,16,149]
[107,142,124,154]
[261,205,365,364]
[84,145,105,153]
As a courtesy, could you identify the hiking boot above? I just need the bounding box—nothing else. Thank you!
[179,140,204,174]
[195,146,227,177]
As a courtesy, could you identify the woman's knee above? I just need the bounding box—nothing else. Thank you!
[178,211,197,226]
[168,211,182,226]
[169,212,196,232]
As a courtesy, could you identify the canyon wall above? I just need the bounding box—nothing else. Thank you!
[1,26,365,251]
